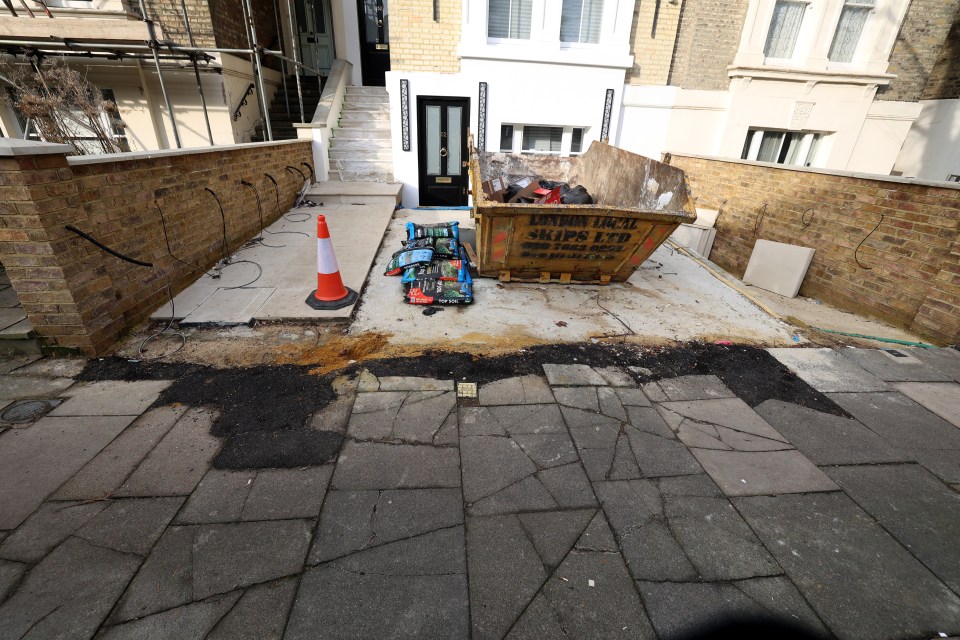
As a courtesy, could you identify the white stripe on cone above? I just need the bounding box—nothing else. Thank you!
[317,237,340,274]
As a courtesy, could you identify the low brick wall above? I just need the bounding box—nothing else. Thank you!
[664,153,960,345]
[0,140,313,354]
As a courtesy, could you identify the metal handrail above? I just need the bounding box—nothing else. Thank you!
[232,83,255,121]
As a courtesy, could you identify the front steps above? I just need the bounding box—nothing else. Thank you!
[328,86,394,182]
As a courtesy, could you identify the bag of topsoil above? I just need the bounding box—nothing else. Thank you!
[432,237,460,258]
[384,247,434,276]
[406,221,459,241]
[405,277,474,305]
[401,259,466,284]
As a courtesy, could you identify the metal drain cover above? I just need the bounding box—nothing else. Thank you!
[1,399,61,424]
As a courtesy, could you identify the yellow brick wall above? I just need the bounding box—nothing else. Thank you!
[626,0,683,85]
[390,0,462,73]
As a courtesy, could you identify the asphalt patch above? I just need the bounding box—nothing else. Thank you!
[78,343,847,472]
[215,430,343,469]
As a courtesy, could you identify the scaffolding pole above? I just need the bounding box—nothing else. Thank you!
[284,0,305,123]
[138,0,181,148]
[240,0,272,141]
[179,0,214,145]
[272,0,291,118]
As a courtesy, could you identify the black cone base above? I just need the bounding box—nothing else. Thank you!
[305,287,358,310]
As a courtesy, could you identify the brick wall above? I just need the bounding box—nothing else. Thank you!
[390,0,461,72]
[0,140,311,354]
[145,0,217,48]
[626,0,683,85]
[667,0,748,90]
[922,11,960,100]
[878,0,960,102]
[664,153,960,345]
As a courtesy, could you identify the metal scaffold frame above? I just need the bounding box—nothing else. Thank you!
[0,0,324,147]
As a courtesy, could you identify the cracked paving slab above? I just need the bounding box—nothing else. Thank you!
[479,375,555,406]
[97,591,242,640]
[309,487,463,564]
[0,537,142,640]
[735,491,960,639]
[460,404,566,437]
[332,440,461,490]
[178,466,333,524]
[206,576,300,640]
[111,519,312,623]
[637,578,830,638]
[644,375,737,402]
[347,390,456,444]
[286,527,469,640]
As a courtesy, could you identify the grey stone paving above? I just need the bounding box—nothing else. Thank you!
[1,351,959,639]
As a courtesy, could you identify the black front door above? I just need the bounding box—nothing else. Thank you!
[357,0,389,86]
[417,96,470,207]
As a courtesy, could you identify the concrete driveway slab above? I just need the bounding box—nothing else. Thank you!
[892,381,960,429]
[839,347,953,382]
[51,380,171,416]
[691,449,838,496]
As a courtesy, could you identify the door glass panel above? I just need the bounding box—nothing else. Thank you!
[314,0,325,31]
[447,106,462,174]
[426,106,441,175]
[362,0,378,43]
[296,0,309,33]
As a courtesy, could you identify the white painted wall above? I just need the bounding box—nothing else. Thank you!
[616,78,920,175]
[386,60,626,207]
[894,99,960,182]
[330,0,363,85]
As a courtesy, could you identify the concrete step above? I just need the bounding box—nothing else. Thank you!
[330,136,391,149]
[333,127,391,139]
[329,148,393,161]
[346,85,388,96]
[0,317,41,356]
[343,94,389,107]
[337,119,391,130]
[340,111,390,122]
[308,179,401,204]
[331,159,394,183]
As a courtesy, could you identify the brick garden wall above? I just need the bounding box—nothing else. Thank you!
[0,140,312,354]
[664,153,960,345]
[389,0,462,73]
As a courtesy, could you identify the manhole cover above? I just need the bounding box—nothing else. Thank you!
[1,399,61,424]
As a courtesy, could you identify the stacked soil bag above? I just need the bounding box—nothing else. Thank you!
[384,222,474,305]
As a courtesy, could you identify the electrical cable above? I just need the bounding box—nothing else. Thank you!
[285,164,305,180]
[264,171,310,223]
[204,187,231,263]
[301,161,314,180]
[65,225,153,267]
[154,201,216,277]
[238,179,285,247]
[64,225,186,360]
[855,213,884,270]
[800,207,815,229]
[203,187,263,288]
[753,203,767,237]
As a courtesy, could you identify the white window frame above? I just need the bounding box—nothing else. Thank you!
[742,128,825,167]
[763,0,811,62]
[486,0,533,41]
[499,124,588,157]
[560,0,604,45]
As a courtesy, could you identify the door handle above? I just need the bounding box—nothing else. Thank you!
[377,18,383,26]
[440,147,448,157]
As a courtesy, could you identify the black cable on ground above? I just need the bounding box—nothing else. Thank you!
[136,281,186,361]
[801,208,815,229]
[243,178,308,236]
[855,214,884,270]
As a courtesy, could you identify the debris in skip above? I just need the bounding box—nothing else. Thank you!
[384,222,475,306]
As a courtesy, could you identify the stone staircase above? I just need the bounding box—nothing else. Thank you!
[328,86,394,182]
[252,75,325,142]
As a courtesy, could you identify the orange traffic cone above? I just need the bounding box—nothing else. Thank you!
[305,215,358,310]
